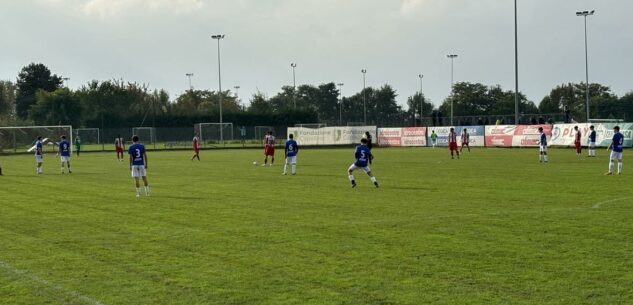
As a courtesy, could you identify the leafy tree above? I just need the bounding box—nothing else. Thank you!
[247,92,273,115]
[29,88,82,126]
[539,82,615,122]
[15,63,62,119]
[0,80,16,122]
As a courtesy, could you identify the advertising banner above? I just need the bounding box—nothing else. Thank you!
[377,128,402,147]
[485,125,516,147]
[288,126,376,146]
[377,127,427,147]
[551,123,633,147]
[512,125,553,147]
[426,126,453,147]
[457,126,485,147]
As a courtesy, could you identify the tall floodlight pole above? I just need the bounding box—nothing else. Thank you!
[337,83,344,126]
[447,54,458,125]
[361,69,367,125]
[577,10,595,122]
[291,63,297,109]
[186,73,194,90]
[418,74,424,126]
[514,0,520,124]
[212,34,225,144]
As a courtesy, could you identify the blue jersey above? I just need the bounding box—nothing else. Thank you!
[128,143,146,166]
[540,133,547,146]
[285,139,298,157]
[35,142,43,156]
[59,140,71,157]
[589,130,596,142]
[354,145,372,167]
[612,132,624,153]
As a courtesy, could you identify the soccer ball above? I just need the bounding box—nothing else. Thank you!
[253,161,258,166]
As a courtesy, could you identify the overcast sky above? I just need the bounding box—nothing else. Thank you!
[1,0,632,109]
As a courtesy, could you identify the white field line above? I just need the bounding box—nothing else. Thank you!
[0,260,106,305]
[592,197,631,209]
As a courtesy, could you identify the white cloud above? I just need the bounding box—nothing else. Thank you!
[79,0,204,19]
[400,0,424,16]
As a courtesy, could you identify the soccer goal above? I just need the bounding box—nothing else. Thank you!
[254,126,275,140]
[74,128,100,144]
[131,127,156,145]
[195,123,234,144]
[295,123,327,128]
[0,125,72,154]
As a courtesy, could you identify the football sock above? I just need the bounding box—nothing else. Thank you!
[292,164,296,174]
[543,155,548,162]
[283,163,288,174]
[348,175,355,182]
[609,162,614,173]
[145,186,150,195]
[370,176,377,183]
[136,187,141,196]
[618,162,622,173]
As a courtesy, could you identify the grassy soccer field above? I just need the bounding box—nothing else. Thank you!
[0,147,632,305]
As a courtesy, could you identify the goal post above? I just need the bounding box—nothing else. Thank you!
[131,127,156,145]
[254,126,275,140]
[74,128,100,144]
[194,123,234,145]
[0,125,72,154]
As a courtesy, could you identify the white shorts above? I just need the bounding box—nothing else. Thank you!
[60,156,70,162]
[35,155,43,163]
[131,165,147,178]
[348,164,370,173]
[610,151,623,161]
[589,142,596,148]
[539,145,548,153]
[286,156,297,165]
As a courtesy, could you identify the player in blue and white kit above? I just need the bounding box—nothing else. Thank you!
[128,135,150,197]
[348,138,379,188]
[35,136,44,175]
[538,127,548,163]
[588,125,597,157]
[58,135,72,174]
[283,134,299,175]
[606,126,624,175]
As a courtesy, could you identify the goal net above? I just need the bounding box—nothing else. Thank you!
[254,126,275,140]
[0,125,72,154]
[131,127,156,144]
[74,128,100,144]
[195,123,234,144]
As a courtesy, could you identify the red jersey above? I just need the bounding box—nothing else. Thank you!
[264,135,275,146]
[461,133,469,144]
[448,132,457,144]
[193,136,199,150]
[575,131,581,144]
[115,138,124,150]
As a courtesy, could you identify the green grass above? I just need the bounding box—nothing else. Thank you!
[0,147,632,305]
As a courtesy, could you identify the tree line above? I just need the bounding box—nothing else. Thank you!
[1,63,632,128]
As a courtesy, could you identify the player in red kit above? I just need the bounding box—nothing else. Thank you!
[263,131,275,166]
[115,135,125,161]
[191,133,200,161]
[573,125,582,156]
[449,127,459,159]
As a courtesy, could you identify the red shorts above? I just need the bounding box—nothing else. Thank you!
[264,145,275,156]
[116,147,124,153]
[449,142,458,151]
[194,147,199,154]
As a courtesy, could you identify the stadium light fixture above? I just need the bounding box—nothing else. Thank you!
[62,77,70,88]
[291,63,297,109]
[418,74,424,126]
[337,83,344,126]
[186,73,194,90]
[576,10,595,122]
[211,34,225,145]
[361,69,367,125]
[446,54,458,125]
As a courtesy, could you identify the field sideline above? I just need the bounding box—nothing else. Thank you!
[0,147,632,305]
